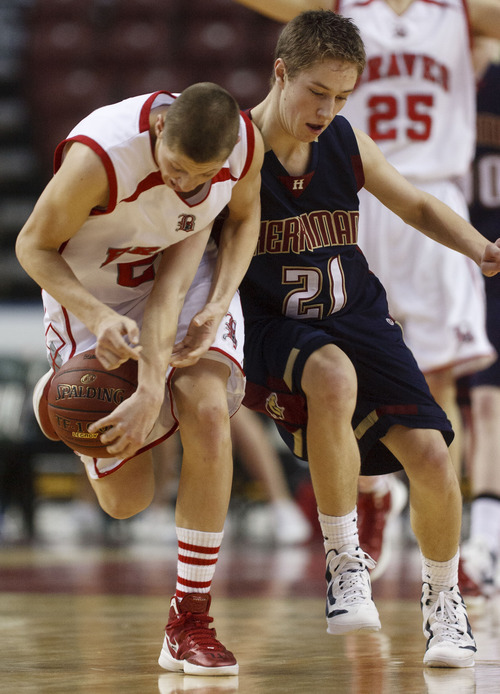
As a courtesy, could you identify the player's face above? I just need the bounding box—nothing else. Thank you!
[277,58,358,142]
[156,141,225,194]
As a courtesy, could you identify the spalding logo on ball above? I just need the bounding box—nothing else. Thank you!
[46,350,138,458]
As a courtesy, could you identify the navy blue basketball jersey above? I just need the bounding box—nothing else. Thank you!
[469,63,500,246]
[469,62,500,388]
[240,113,453,473]
[240,115,386,322]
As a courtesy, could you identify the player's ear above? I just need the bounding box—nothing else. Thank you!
[275,59,287,87]
[154,113,165,138]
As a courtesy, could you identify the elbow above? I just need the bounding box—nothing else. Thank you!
[15,228,43,277]
[15,234,29,272]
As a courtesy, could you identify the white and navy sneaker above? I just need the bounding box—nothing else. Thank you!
[325,547,381,634]
[421,583,476,668]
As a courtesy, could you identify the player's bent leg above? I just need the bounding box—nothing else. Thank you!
[171,358,233,532]
[83,450,155,519]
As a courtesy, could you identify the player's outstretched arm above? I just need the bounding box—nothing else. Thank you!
[356,128,500,273]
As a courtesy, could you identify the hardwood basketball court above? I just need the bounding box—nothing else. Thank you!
[0,512,499,694]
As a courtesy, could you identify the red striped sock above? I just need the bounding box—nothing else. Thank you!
[175,527,223,598]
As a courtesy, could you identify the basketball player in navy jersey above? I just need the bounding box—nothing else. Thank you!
[219,11,500,667]
[232,0,500,589]
[460,38,500,597]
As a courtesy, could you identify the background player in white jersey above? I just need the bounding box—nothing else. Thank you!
[15,82,264,676]
[232,0,500,580]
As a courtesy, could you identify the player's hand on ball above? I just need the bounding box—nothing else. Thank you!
[46,350,138,458]
[94,313,142,370]
[170,304,221,367]
[88,390,159,459]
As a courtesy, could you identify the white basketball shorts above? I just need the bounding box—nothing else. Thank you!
[357,180,496,377]
[39,244,245,479]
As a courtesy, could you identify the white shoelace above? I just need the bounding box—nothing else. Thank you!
[428,589,470,644]
[327,550,376,605]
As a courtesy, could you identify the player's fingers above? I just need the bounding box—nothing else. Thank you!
[95,342,123,369]
[104,428,143,457]
[170,354,200,368]
[125,320,140,345]
[190,308,213,328]
[96,353,118,370]
[171,340,213,366]
[88,413,116,434]
[96,343,141,370]
[170,341,186,357]
[113,342,142,364]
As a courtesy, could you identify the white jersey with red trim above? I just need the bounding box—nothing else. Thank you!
[336,0,475,182]
[52,91,254,307]
[36,91,252,475]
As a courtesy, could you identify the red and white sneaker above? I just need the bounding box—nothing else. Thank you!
[357,475,408,580]
[158,594,238,676]
[460,539,498,601]
[458,558,485,605]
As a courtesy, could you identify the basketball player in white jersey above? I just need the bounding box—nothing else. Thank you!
[232,0,500,584]
[16,82,264,675]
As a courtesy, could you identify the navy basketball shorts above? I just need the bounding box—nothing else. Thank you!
[243,309,453,476]
[470,281,500,388]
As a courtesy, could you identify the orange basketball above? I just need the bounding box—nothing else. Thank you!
[47,350,138,458]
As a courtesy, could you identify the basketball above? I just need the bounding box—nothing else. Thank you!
[47,350,138,458]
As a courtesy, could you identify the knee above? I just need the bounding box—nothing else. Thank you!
[302,345,357,412]
[408,438,456,487]
[100,487,154,520]
[176,384,229,430]
[472,387,500,421]
[91,453,156,519]
[174,388,230,457]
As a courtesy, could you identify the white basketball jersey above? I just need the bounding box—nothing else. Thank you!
[52,91,255,307]
[335,0,475,181]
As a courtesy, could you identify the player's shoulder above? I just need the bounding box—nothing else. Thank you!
[226,112,263,182]
[323,115,360,153]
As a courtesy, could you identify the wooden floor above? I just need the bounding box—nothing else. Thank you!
[1,507,500,693]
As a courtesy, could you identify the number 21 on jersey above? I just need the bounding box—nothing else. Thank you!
[282,256,346,319]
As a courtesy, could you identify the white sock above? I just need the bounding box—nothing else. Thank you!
[421,550,459,592]
[318,508,359,555]
[175,527,223,598]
